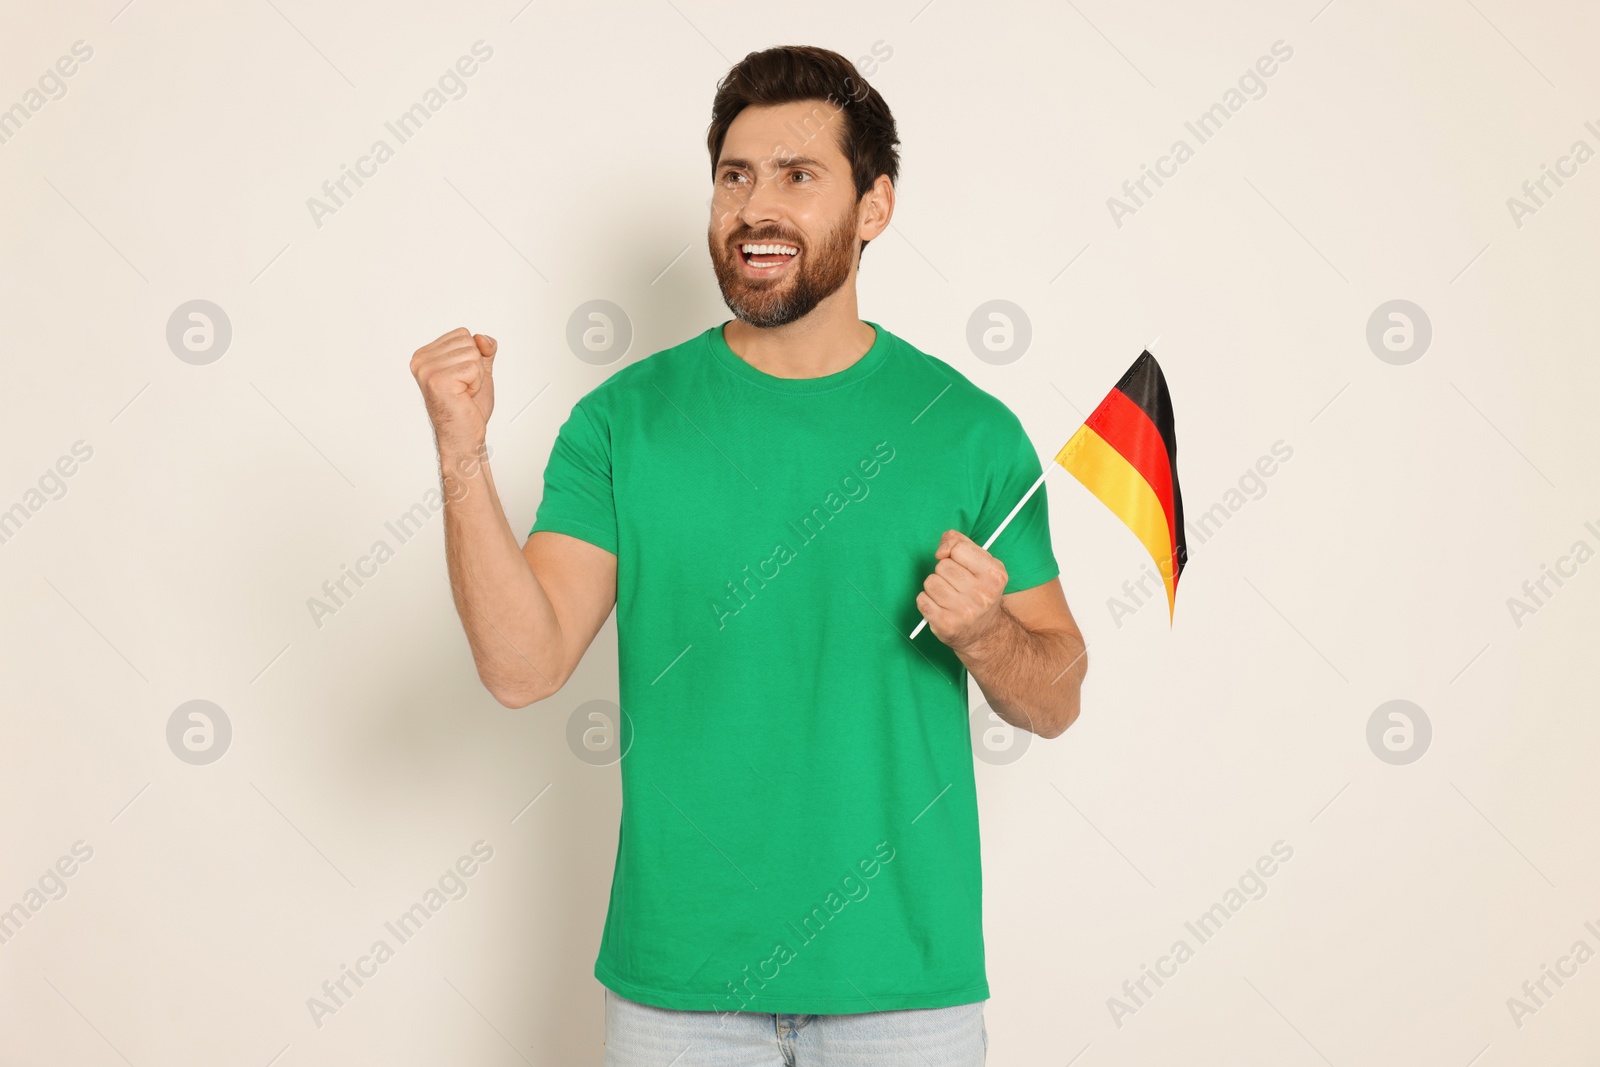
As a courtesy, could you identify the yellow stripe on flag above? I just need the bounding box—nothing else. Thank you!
[1056,425,1178,618]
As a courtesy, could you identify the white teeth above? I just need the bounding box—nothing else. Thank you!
[741,243,798,256]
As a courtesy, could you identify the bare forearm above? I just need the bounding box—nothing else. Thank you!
[957,609,1087,739]
[439,443,563,706]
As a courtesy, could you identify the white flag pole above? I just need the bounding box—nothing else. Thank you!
[908,462,1055,640]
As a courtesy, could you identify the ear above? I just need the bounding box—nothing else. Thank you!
[857,174,894,243]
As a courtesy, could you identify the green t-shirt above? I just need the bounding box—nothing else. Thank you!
[529,319,1059,1014]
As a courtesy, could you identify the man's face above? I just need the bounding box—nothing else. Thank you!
[708,99,862,329]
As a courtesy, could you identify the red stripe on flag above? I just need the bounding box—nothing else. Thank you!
[1086,387,1178,566]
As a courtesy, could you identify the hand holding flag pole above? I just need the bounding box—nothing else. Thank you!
[908,349,1187,641]
[907,466,1053,640]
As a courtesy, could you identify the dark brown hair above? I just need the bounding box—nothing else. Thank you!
[706,45,900,261]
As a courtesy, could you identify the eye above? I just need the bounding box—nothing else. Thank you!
[721,170,746,184]
[790,171,813,183]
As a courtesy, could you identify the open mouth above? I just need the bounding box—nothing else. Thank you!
[737,241,799,276]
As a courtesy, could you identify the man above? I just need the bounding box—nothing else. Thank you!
[410,44,1087,1067]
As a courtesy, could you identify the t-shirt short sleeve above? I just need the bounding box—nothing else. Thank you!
[972,410,1060,595]
[528,398,618,556]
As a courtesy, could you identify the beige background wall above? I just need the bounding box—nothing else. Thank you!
[2,0,1597,1063]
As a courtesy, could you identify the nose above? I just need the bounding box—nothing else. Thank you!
[738,165,788,228]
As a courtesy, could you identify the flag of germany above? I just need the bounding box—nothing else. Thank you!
[1056,351,1187,621]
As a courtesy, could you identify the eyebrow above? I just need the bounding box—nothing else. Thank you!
[718,155,828,173]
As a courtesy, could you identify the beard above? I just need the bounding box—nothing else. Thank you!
[708,205,858,329]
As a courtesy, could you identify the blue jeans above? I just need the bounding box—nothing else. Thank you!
[602,988,987,1066]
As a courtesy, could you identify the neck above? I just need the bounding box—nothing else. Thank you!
[722,294,876,380]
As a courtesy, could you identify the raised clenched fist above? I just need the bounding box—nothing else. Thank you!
[410,327,497,455]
